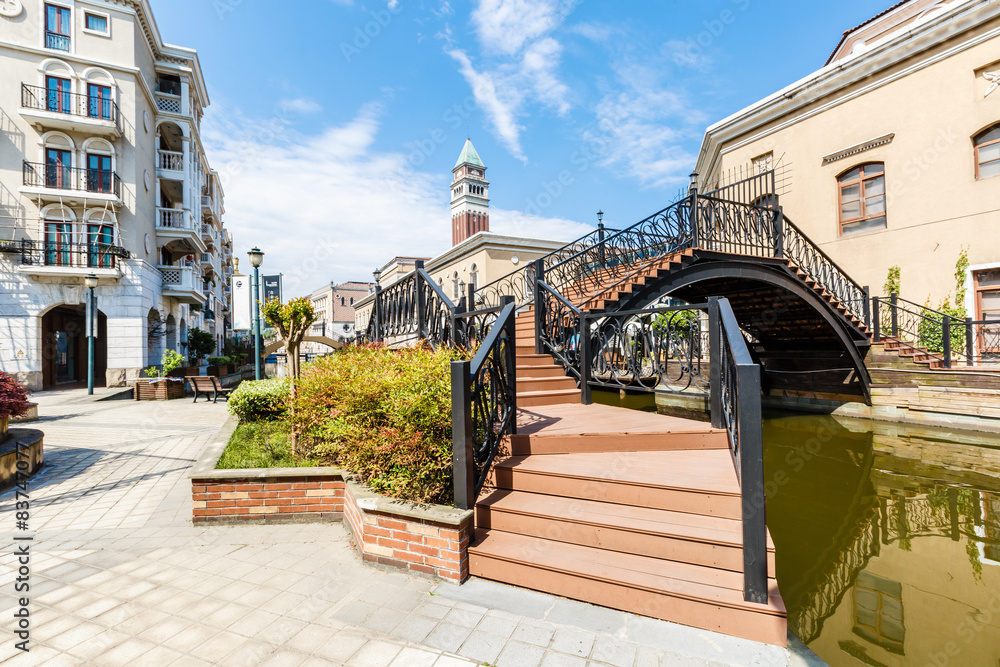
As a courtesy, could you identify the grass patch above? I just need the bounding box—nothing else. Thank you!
[216,421,320,470]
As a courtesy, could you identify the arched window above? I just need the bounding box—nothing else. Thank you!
[349,297,354,306]
[838,163,886,236]
[975,125,1000,180]
[341,297,346,307]
[452,271,461,300]
[469,263,479,291]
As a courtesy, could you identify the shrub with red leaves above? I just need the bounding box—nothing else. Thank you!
[0,372,31,420]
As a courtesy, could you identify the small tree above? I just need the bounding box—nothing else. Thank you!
[187,327,216,366]
[262,297,317,454]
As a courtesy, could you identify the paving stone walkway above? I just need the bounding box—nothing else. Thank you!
[0,390,821,666]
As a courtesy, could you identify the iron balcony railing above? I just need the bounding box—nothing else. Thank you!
[21,83,121,132]
[0,239,129,269]
[45,32,70,51]
[22,161,122,198]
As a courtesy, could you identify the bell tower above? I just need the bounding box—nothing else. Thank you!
[451,138,490,246]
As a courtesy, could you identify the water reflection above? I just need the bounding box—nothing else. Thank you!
[764,415,1000,667]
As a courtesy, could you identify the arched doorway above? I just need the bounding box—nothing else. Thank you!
[41,305,107,389]
[166,314,177,352]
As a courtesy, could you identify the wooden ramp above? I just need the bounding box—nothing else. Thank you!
[469,309,788,647]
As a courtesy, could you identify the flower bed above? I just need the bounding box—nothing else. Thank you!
[189,417,472,581]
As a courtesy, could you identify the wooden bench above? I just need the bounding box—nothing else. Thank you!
[189,376,233,403]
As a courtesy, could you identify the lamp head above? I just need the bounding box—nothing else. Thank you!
[84,274,99,289]
[597,210,604,225]
[373,267,382,283]
[247,247,264,268]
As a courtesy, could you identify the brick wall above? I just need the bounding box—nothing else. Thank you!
[191,476,344,523]
[190,468,471,581]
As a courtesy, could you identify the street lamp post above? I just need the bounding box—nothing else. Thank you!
[248,247,265,380]
[84,274,98,395]
[597,210,606,268]
[372,268,382,343]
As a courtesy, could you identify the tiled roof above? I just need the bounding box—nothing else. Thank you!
[454,138,485,169]
[826,0,915,65]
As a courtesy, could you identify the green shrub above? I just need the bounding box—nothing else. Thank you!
[144,349,185,378]
[227,379,289,423]
[207,356,229,366]
[216,421,316,469]
[290,345,457,505]
[187,327,215,365]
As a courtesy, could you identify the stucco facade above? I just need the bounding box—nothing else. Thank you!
[0,0,234,390]
[696,0,1000,320]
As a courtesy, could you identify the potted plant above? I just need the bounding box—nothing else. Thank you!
[135,350,186,401]
[0,372,31,439]
[207,356,230,376]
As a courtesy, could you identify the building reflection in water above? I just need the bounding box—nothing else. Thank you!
[763,415,1000,667]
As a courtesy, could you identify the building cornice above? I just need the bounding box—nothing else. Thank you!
[696,0,999,181]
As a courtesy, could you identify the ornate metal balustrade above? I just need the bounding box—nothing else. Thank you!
[451,297,518,508]
[359,260,458,347]
[0,238,129,269]
[22,161,122,198]
[873,293,1000,367]
[474,226,619,309]
[21,83,121,132]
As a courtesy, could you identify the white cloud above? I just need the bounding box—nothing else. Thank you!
[587,64,706,189]
[662,40,711,69]
[521,38,571,116]
[202,102,579,293]
[279,98,322,115]
[472,0,574,56]
[448,50,526,162]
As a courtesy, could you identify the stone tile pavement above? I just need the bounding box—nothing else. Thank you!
[0,389,823,666]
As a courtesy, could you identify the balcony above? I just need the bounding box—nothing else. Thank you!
[21,161,122,205]
[155,92,183,115]
[156,150,184,177]
[159,265,206,305]
[200,223,218,243]
[0,239,127,279]
[156,208,206,254]
[45,32,70,52]
[20,84,121,138]
[201,191,223,221]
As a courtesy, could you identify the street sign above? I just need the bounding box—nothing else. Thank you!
[232,275,251,330]
[263,274,282,303]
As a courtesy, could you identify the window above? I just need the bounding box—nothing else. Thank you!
[46,76,72,114]
[88,224,114,268]
[45,221,73,266]
[975,125,1000,180]
[469,264,479,291]
[45,148,72,189]
[88,84,112,120]
[852,571,904,654]
[975,270,1000,357]
[838,163,886,236]
[350,297,354,306]
[85,13,108,34]
[452,272,460,300]
[86,154,112,194]
[45,4,71,51]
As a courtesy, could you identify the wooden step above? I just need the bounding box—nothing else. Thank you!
[516,388,581,407]
[475,490,775,573]
[516,376,578,393]
[510,403,727,455]
[515,364,566,378]
[516,354,558,367]
[469,529,786,646]
[492,450,742,519]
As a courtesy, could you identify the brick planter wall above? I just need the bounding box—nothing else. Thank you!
[189,418,473,581]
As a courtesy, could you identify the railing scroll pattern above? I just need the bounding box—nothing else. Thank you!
[451,298,518,509]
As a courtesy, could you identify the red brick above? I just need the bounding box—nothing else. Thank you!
[365,526,391,538]
[291,483,322,490]
[439,529,460,540]
[424,536,449,549]
[391,530,422,544]
[193,509,220,516]
[211,485,235,492]
[320,482,344,489]
[234,499,264,507]
[269,483,293,491]
[438,570,462,581]
[426,556,459,570]
[207,500,234,508]
[377,538,408,551]
[409,563,436,576]
[379,519,408,531]
[410,544,439,557]
[306,505,332,513]
[392,550,424,564]
[191,485,206,494]
[249,491,278,499]
[362,534,379,544]
[278,506,304,513]
[234,483,263,491]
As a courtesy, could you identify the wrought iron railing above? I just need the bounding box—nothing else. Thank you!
[45,32,70,51]
[0,239,129,269]
[359,260,458,347]
[711,297,768,603]
[474,226,619,309]
[21,83,121,132]
[451,297,518,508]
[704,169,776,207]
[22,161,122,198]
[872,294,999,367]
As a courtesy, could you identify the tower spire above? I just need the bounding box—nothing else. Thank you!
[451,139,490,246]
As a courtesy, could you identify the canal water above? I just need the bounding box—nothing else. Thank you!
[594,390,1000,666]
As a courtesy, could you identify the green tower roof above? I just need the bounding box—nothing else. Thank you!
[454,138,485,169]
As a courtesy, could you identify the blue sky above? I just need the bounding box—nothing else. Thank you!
[150,0,893,293]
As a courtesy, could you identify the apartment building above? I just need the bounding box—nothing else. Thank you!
[307,281,374,348]
[0,0,234,390]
